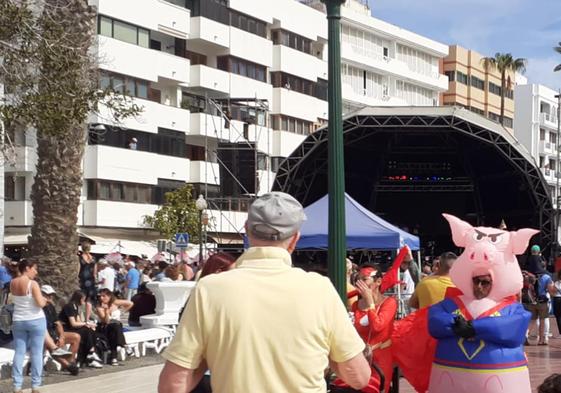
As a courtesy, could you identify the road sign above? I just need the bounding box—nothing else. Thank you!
[175,233,189,248]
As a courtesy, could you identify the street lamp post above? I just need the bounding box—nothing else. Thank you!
[195,194,207,266]
[553,89,561,258]
[322,0,347,303]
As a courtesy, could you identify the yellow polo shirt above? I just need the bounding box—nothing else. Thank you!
[162,246,365,393]
[414,275,455,309]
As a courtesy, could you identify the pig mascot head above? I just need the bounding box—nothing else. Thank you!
[442,214,539,301]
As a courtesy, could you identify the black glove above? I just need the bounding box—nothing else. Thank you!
[452,315,476,339]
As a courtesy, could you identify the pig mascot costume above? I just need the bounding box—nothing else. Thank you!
[427,214,534,393]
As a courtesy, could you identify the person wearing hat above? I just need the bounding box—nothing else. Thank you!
[128,137,138,150]
[159,192,371,393]
[526,245,545,275]
[41,285,80,375]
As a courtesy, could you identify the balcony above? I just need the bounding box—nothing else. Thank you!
[341,44,448,92]
[206,208,247,234]
[272,130,306,158]
[188,65,230,96]
[91,97,189,134]
[5,146,37,173]
[272,46,327,82]
[189,161,220,185]
[189,17,230,48]
[91,0,190,38]
[190,112,231,140]
[342,83,407,108]
[230,74,272,103]
[230,28,272,68]
[540,112,559,129]
[82,200,158,228]
[272,88,327,123]
[4,201,33,226]
[97,36,189,84]
[539,140,555,155]
[540,168,556,184]
[84,145,190,184]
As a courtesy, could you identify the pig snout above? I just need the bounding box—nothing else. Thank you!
[467,242,496,263]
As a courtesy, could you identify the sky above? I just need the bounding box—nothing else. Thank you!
[368,0,561,90]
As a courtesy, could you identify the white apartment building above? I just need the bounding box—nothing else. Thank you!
[514,84,561,207]
[4,0,448,252]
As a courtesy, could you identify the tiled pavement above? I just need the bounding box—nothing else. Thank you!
[19,323,561,393]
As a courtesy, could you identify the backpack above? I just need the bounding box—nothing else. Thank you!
[521,271,537,304]
[0,303,14,334]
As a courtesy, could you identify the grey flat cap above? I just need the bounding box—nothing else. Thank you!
[247,192,306,241]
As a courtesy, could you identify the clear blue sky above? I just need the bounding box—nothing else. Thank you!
[369,0,561,90]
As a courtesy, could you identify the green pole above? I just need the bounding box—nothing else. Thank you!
[323,0,347,303]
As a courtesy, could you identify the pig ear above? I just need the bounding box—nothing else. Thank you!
[510,228,540,255]
[442,213,473,247]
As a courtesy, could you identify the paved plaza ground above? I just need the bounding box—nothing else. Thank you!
[4,323,560,392]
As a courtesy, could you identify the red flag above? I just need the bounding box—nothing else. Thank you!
[380,245,410,293]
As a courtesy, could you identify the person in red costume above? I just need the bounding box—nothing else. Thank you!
[352,264,397,393]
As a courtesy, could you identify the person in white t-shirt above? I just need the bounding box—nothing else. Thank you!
[400,256,416,315]
[97,260,115,291]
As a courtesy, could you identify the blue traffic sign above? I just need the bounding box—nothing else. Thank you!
[175,233,189,247]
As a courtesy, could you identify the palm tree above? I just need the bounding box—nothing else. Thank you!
[481,53,527,126]
[555,42,561,72]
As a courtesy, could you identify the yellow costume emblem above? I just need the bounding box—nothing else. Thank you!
[458,338,485,360]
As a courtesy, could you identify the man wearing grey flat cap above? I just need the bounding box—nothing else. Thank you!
[159,192,370,393]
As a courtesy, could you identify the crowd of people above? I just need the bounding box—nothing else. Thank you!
[0,240,239,392]
[156,192,561,393]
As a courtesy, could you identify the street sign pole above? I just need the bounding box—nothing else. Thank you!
[323,0,347,303]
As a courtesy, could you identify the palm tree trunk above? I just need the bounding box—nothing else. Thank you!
[28,131,85,297]
[27,0,96,299]
[500,71,506,126]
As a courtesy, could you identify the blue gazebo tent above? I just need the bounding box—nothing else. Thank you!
[296,193,420,250]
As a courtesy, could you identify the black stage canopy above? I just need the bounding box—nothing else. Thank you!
[273,107,553,256]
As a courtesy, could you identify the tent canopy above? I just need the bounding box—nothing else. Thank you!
[297,193,420,250]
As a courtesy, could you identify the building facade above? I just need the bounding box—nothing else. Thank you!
[442,45,515,131]
[514,84,560,211]
[4,0,448,250]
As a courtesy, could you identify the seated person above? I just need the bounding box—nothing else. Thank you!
[96,288,132,365]
[59,290,103,368]
[41,285,80,375]
[128,283,156,327]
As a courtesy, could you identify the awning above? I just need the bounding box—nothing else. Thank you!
[4,232,95,246]
[208,233,244,245]
[84,235,158,257]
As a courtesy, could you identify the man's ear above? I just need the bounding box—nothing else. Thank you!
[286,232,301,254]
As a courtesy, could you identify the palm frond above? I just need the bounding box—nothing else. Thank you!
[554,64,561,73]
[555,46,561,55]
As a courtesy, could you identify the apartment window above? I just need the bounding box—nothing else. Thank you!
[315,79,328,101]
[186,144,206,161]
[488,112,501,123]
[444,71,455,82]
[396,44,438,77]
[469,106,485,116]
[342,24,389,60]
[185,51,207,65]
[230,10,266,38]
[88,126,186,158]
[505,89,514,100]
[98,16,150,48]
[396,80,436,106]
[271,115,313,135]
[551,133,557,145]
[489,82,502,96]
[271,29,313,55]
[470,76,484,90]
[217,56,266,82]
[186,0,229,24]
[503,116,513,128]
[99,16,112,36]
[456,71,468,85]
[342,64,385,99]
[540,128,546,141]
[87,179,154,204]
[4,175,26,201]
[270,72,316,97]
[99,71,149,100]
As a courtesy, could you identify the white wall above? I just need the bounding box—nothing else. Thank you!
[82,200,158,228]
[84,145,190,185]
[91,0,190,38]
